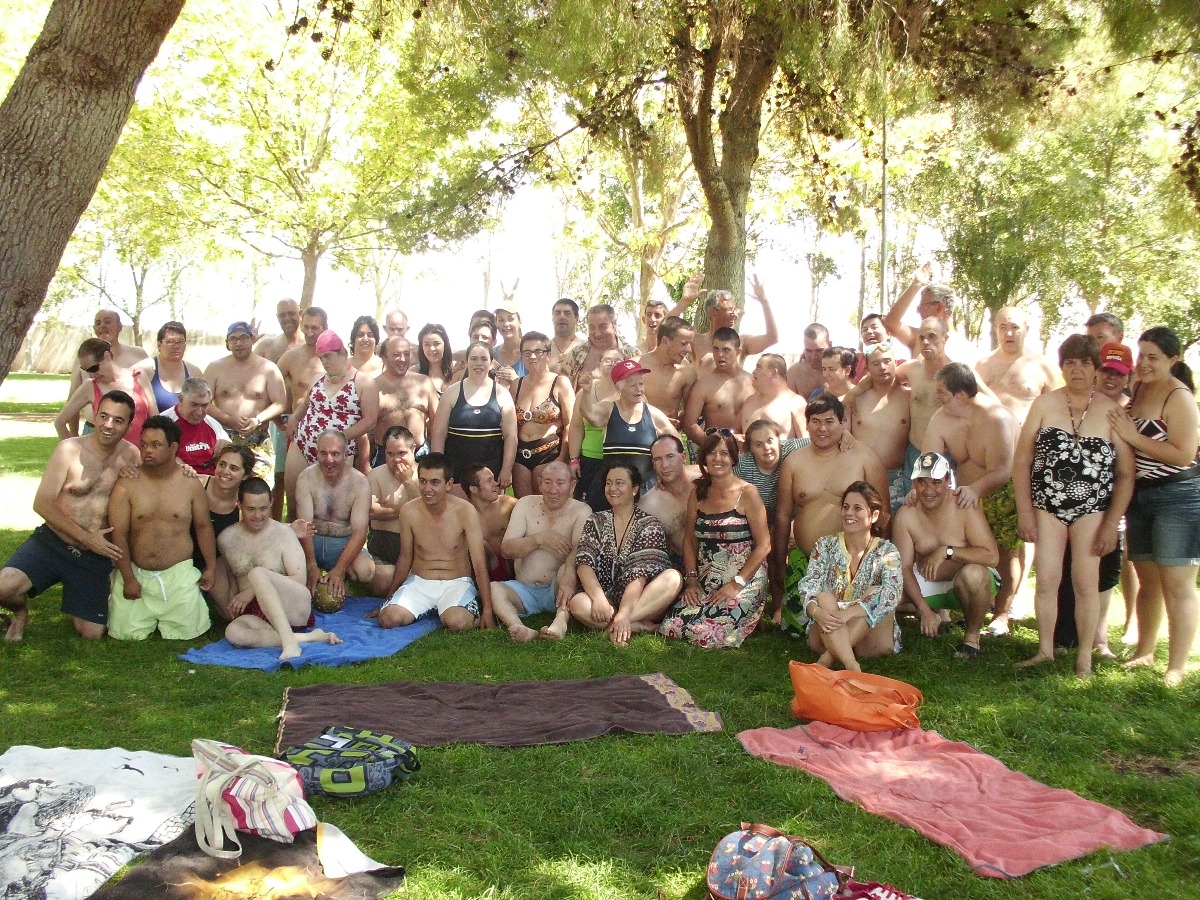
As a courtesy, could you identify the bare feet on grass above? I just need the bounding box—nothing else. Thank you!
[539,611,569,640]
[508,622,540,643]
[1123,654,1156,670]
[1016,651,1054,668]
[4,607,28,643]
[1164,669,1186,688]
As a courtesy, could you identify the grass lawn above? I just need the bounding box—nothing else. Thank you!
[0,382,1197,899]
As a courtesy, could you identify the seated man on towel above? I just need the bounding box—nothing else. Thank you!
[492,461,591,642]
[108,415,215,640]
[891,452,1000,659]
[295,429,376,605]
[367,425,420,595]
[378,453,495,631]
[220,477,341,659]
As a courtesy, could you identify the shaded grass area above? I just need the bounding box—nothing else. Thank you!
[1,524,1198,899]
[0,435,57,476]
[0,401,64,416]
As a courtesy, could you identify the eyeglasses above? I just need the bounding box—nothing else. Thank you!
[83,362,102,374]
[705,427,735,438]
[521,349,549,358]
[161,339,186,348]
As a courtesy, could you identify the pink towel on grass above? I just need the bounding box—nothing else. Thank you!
[739,722,1166,878]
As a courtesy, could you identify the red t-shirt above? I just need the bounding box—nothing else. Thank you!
[167,406,225,475]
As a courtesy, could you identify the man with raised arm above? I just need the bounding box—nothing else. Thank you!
[220,478,341,659]
[741,353,807,439]
[491,462,592,642]
[882,264,975,362]
[786,324,831,400]
[254,299,304,516]
[923,362,1021,636]
[666,273,779,368]
[204,321,288,480]
[892,452,1001,659]
[107,415,215,641]
[638,316,697,430]
[372,335,438,463]
[682,328,755,446]
[66,309,148,400]
[850,341,912,512]
[0,391,141,642]
[974,307,1059,425]
[638,434,700,560]
[776,394,889,633]
[378,453,495,631]
[367,425,420,595]
[295,429,376,603]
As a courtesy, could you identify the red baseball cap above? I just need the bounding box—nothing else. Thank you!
[1099,342,1132,375]
[611,359,650,383]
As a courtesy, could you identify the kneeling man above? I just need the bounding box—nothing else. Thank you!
[108,415,215,640]
[491,461,591,642]
[220,478,341,659]
[378,453,495,631]
[891,452,1000,658]
[295,429,376,602]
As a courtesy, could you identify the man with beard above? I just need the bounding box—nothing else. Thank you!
[107,415,215,641]
[0,391,141,641]
[204,321,287,479]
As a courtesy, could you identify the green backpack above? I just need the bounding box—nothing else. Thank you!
[282,726,420,798]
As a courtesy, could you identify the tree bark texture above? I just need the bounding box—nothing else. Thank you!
[0,0,184,384]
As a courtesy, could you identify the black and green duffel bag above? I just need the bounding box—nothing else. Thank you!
[282,726,420,797]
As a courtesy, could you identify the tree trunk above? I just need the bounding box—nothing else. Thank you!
[0,0,185,385]
[299,243,321,309]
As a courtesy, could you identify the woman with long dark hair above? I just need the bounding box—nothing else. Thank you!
[1108,326,1199,686]
[791,481,903,671]
[660,429,771,648]
[417,323,453,395]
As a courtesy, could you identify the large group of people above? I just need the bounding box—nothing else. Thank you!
[1,269,1196,685]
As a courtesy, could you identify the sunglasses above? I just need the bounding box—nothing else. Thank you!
[705,427,735,438]
[83,362,102,374]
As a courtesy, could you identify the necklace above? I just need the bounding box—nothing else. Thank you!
[1067,388,1095,444]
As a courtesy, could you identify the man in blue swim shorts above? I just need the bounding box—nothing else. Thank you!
[490,462,592,642]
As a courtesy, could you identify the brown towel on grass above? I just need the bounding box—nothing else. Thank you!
[276,673,723,751]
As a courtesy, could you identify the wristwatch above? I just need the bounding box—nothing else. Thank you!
[945,547,955,560]
[731,574,747,588]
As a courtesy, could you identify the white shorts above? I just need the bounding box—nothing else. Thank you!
[383,574,480,620]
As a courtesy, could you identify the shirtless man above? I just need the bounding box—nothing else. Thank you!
[378,453,494,631]
[682,328,754,446]
[67,309,148,399]
[461,463,519,584]
[859,312,889,348]
[922,362,1021,636]
[383,308,409,339]
[276,307,329,517]
[775,395,889,633]
[372,336,438,464]
[818,347,857,401]
[974,307,1059,424]
[367,426,420,594]
[555,303,640,389]
[638,435,700,559]
[883,264,974,362]
[892,452,1000,658]
[204,321,288,480]
[549,298,585,365]
[253,299,304,364]
[638,316,697,429]
[107,415,215,641]
[895,317,954,456]
[638,300,668,353]
[0,391,141,641]
[850,341,911,512]
[666,273,779,368]
[294,430,376,603]
[220,478,341,659]
[254,299,304,517]
[786,324,830,400]
[740,354,807,439]
[492,462,591,642]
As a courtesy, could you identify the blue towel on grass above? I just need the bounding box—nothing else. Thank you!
[179,596,440,671]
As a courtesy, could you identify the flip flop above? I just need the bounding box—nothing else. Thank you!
[955,642,981,660]
[984,619,1009,637]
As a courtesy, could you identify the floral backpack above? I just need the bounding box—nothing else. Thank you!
[707,823,845,900]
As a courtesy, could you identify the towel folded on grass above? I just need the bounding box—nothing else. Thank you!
[179,596,439,671]
[277,673,723,750]
[739,723,1166,878]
